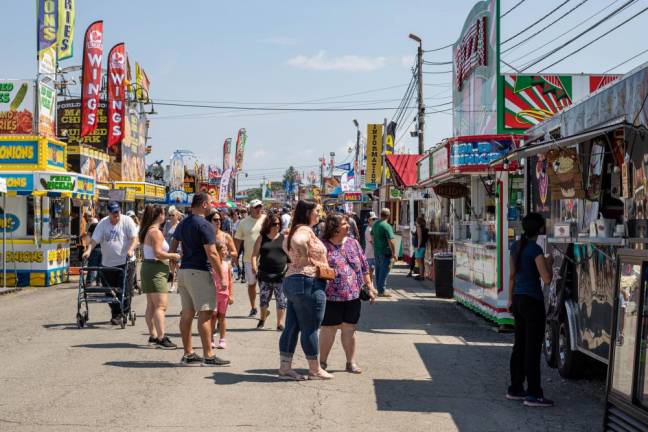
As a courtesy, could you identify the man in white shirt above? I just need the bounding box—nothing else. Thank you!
[281,207,292,232]
[83,202,139,325]
[234,199,266,317]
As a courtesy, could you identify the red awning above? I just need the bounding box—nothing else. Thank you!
[385,154,422,188]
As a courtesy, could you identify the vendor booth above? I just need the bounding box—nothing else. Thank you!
[441,134,524,326]
[113,181,164,213]
[0,136,95,287]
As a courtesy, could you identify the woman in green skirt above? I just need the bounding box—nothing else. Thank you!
[139,205,181,349]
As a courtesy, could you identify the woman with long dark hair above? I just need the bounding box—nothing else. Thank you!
[251,212,288,330]
[319,214,376,374]
[139,205,181,349]
[507,212,554,407]
[413,216,428,281]
[279,200,334,380]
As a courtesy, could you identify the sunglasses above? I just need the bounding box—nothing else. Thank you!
[272,222,281,226]
[212,218,221,222]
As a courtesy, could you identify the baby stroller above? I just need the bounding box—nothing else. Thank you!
[76,259,137,329]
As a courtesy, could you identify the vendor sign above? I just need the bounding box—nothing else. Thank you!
[37,173,75,191]
[113,181,145,196]
[365,123,383,187]
[434,182,469,199]
[0,173,34,192]
[431,144,449,177]
[168,190,190,206]
[343,192,363,202]
[57,99,108,148]
[0,137,66,172]
[144,183,156,198]
[155,185,166,199]
[0,214,21,233]
[76,175,95,195]
[0,80,35,135]
[38,81,56,139]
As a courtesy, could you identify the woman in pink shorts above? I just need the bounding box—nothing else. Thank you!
[207,211,237,349]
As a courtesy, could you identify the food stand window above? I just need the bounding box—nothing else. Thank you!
[48,198,70,239]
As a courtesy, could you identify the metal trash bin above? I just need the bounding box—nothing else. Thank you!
[434,253,454,299]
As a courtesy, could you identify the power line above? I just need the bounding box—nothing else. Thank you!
[501,0,572,45]
[501,0,590,54]
[153,101,425,112]
[422,70,453,74]
[423,42,453,53]
[501,0,527,18]
[423,60,453,65]
[504,0,622,67]
[603,48,648,73]
[519,0,638,71]
[537,6,648,72]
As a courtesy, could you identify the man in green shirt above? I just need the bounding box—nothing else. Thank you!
[372,208,396,297]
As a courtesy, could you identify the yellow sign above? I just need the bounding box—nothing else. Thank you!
[0,136,67,172]
[113,182,145,196]
[124,188,136,202]
[365,124,383,187]
[155,185,166,199]
[144,183,156,198]
[1,251,44,263]
[47,247,69,263]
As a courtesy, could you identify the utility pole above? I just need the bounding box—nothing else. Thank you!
[319,156,325,190]
[409,33,424,155]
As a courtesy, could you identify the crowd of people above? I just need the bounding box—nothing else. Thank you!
[81,193,401,377]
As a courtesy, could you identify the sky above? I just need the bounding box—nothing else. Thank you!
[4,0,648,189]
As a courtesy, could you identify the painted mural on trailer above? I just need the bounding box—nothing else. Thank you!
[500,74,620,132]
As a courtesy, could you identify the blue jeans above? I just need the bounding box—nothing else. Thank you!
[279,274,327,361]
[375,254,392,294]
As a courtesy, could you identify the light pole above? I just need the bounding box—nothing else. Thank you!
[353,119,361,191]
[409,33,425,155]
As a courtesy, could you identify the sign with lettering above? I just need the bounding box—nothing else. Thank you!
[0,141,38,164]
[0,174,34,191]
[47,141,65,169]
[0,214,21,233]
[433,182,469,199]
[365,123,383,188]
[113,182,145,196]
[432,145,449,177]
[343,192,363,202]
[38,174,75,191]
[57,99,108,148]
[0,81,35,135]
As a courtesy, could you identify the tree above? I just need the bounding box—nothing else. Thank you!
[283,166,298,185]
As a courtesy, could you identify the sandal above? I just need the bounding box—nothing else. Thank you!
[346,362,362,374]
[308,370,334,380]
[278,369,306,381]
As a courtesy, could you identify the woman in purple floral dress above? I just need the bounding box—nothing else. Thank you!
[319,213,377,374]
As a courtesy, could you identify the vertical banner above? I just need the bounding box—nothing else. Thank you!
[234,128,247,172]
[223,137,232,171]
[385,121,396,180]
[57,0,75,61]
[37,0,58,74]
[38,81,56,138]
[219,167,233,203]
[107,43,126,150]
[135,62,151,101]
[80,20,103,138]
[365,123,383,187]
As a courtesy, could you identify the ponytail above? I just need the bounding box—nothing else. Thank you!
[513,212,546,274]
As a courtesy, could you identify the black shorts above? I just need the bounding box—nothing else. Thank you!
[322,298,361,326]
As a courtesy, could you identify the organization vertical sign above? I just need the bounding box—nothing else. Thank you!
[37,0,58,74]
[365,123,383,188]
[223,137,232,171]
[234,128,247,172]
[80,21,103,138]
[57,0,75,61]
[107,43,126,150]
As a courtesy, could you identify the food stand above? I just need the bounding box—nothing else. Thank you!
[0,136,95,286]
[112,181,164,213]
[439,135,523,326]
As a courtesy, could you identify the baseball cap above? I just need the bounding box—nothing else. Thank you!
[249,199,263,208]
[107,202,121,214]
[368,211,378,220]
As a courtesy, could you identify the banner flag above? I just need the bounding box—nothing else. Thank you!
[80,20,103,138]
[385,121,396,180]
[135,62,151,101]
[335,162,351,171]
[107,43,126,150]
[125,54,132,88]
[365,123,383,187]
[234,128,247,172]
[37,0,58,74]
[223,137,232,171]
[219,167,233,203]
[57,0,75,61]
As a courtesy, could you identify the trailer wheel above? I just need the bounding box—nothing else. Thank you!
[543,320,558,368]
[557,319,582,379]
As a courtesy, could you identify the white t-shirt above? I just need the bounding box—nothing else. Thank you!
[281,213,292,231]
[235,215,266,262]
[92,215,138,267]
[364,225,374,259]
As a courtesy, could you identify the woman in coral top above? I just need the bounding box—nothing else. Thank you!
[279,200,334,381]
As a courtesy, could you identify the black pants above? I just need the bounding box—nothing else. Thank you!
[101,264,133,319]
[509,294,546,398]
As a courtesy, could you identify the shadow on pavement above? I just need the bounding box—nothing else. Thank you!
[208,371,284,384]
[72,342,149,349]
[105,360,178,368]
[43,321,111,330]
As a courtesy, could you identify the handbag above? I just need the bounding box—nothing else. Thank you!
[316,265,336,281]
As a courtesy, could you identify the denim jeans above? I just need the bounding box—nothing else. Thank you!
[374,254,392,294]
[279,274,327,361]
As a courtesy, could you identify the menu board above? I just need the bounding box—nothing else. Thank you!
[57,99,108,149]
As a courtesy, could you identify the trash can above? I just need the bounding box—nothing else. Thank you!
[434,253,454,299]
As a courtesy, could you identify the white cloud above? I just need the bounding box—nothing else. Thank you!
[287,51,386,72]
[258,36,298,46]
[401,55,415,69]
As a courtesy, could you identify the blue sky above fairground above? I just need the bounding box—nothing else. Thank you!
[4,0,647,188]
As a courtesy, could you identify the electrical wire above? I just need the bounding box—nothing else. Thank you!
[501,0,527,18]
[423,42,453,53]
[505,0,621,66]
[501,0,573,45]
[153,101,423,112]
[603,48,648,73]
[422,70,453,74]
[501,0,590,54]
[536,5,648,72]
[423,60,453,65]
[519,0,638,71]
